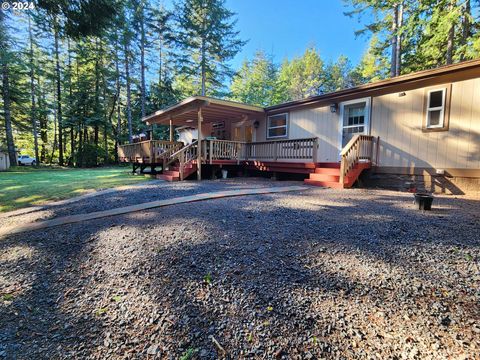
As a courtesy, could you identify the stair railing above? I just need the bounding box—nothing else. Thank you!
[164,140,198,180]
[339,135,375,184]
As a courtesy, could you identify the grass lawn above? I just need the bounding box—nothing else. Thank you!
[0,166,152,212]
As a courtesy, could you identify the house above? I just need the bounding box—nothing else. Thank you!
[118,59,480,194]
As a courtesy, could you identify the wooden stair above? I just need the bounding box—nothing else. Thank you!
[304,162,371,189]
[156,161,197,182]
[244,161,318,174]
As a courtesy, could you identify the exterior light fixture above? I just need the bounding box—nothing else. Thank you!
[186,119,193,123]
[330,103,338,113]
[399,92,406,97]
[253,120,260,129]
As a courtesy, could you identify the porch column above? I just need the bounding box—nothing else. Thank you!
[197,107,203,180]
[169,118,174,142]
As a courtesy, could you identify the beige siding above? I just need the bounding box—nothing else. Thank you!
[256,106,339,162]
[371,77,480,170]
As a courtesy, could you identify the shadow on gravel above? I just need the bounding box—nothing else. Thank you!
[0,189,479,358]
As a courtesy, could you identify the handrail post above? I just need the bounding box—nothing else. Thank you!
[150,140,155,164]
[312,138,318,163]
[273,142,278,161]
[340,155,346,184]
[209,140,213,164]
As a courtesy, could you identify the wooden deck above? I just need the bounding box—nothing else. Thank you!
[118,135,376,188]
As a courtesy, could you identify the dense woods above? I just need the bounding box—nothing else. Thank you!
[1,0,479,167]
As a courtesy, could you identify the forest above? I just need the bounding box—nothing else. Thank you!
[1,0,479,167]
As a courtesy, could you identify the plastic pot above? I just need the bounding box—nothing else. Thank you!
[414,193,434,211]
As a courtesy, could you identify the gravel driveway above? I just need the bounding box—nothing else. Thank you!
[0,181,479,359]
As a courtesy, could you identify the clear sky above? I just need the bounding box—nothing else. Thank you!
[225,0,372,68]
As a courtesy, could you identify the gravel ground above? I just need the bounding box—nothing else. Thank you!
[0,178,300,228]
[0,182,479,359]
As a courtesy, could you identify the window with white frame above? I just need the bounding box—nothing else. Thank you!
[426,88,446,128]
[267,113,288,138]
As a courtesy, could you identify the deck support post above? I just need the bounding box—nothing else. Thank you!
[169,118,174,142]
[197,107,203,180]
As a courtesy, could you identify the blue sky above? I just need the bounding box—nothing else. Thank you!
[225,0,372,68]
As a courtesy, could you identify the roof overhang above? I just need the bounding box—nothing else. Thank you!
[143,96,265,126]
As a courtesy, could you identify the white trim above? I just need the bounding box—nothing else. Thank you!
[338,97,371,160]
[266,113,289,139]
[425,88,446,129]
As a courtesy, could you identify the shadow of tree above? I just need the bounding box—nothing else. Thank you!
[0,187,479,358]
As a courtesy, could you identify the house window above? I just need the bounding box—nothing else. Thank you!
[267,113,288,139]
[426,88,446,129]
[341,100,369,147]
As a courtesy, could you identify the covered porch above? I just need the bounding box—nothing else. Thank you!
[119,96,319,180]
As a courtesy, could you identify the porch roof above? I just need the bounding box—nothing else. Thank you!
[143,96,265,126]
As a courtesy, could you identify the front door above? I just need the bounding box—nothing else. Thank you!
[339,98,371,150]
[245,125,253,142]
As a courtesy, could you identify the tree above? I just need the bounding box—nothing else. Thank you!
[123,19,134,143]
[175,0,246,96]
[350,36,389,84]
[322,55,356,93]
[133,0,148,119]
[278,47,324,101]
[28,15,40,165]
[230,51,279,106]
[0,11,16,165]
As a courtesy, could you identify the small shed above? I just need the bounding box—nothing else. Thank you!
[0,149,17,171]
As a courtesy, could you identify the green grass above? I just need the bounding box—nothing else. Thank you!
[0,166,152,212]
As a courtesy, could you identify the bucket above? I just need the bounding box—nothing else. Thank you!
[221,169,228,179]
[414,193,434,210]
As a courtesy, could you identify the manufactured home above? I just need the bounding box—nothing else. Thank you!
[118,59,480,194]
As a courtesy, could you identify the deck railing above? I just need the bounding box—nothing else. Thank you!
[118,137,319,165]
[206,137,318,163]
[118,140,182,163]
[207,139,246,163]
[246,137,318,161]
[339,134,374,184]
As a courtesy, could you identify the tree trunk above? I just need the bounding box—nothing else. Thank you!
[115,33,121,163]
[201,36,206,95]
[140,2,146,119]
[67,38,75,166]
[38,77,48,163]
[395,2,403,76]
[124,33,133,142]
[2,61,16,165]
[460,0,471,61]
[0,11,16,165]
[94,38,100,165]
[446,0,455,64]
[53,17,64,165]
[390,4,398,78]
[50,92,58,164]
[28,16,39,165]
[201,6,207,95]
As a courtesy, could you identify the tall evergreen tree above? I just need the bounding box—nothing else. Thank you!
[175,0,246,96]
[0,11,16,165]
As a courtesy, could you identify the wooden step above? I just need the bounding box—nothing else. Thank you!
[156,174,179,182]
[308,173,340,182]
[314,167,341,175]
[316,162,340,168]
[304,179,345,189]
[163,170,180,177]
[245,165,315,174]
